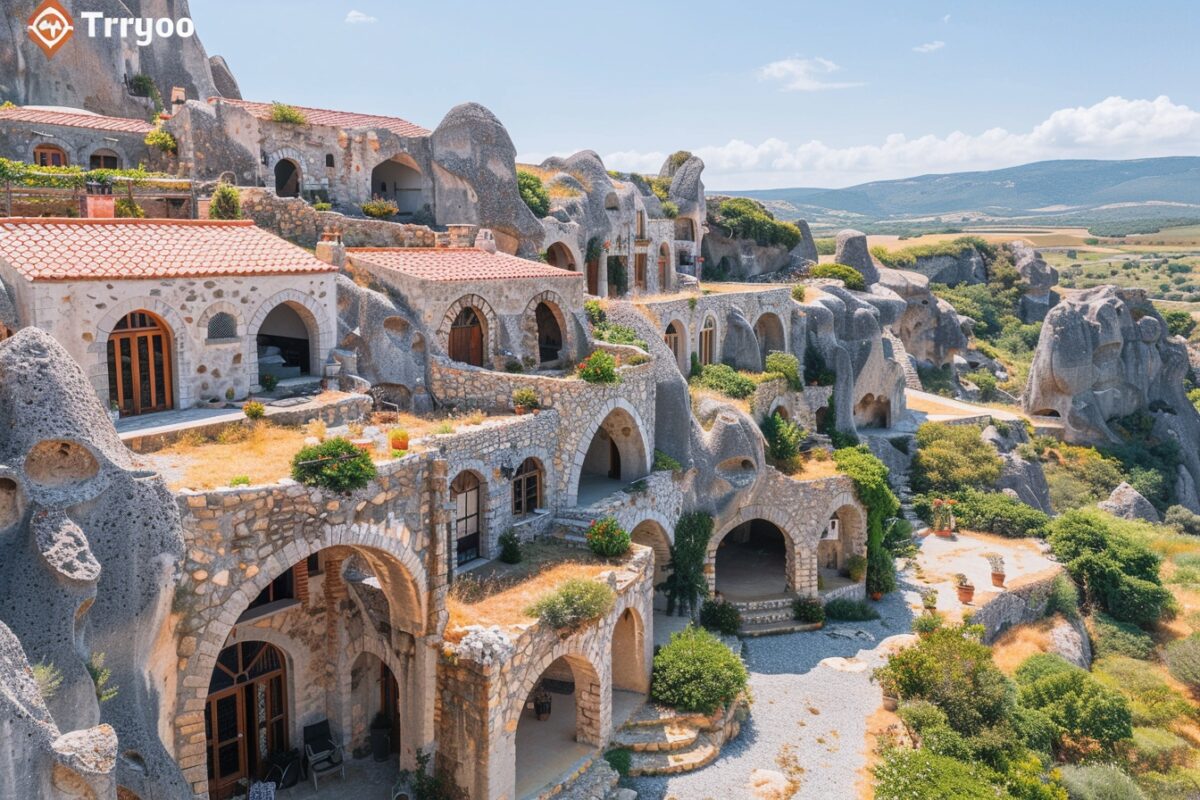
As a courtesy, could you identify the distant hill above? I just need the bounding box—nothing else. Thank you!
[722,157,1200,228]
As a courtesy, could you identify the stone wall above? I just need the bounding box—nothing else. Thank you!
[0,121,153,174]
[748,379,833,430]
[240,188,439,248]
[970,566,1065,644]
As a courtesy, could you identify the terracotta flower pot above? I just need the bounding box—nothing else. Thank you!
[514,405,528,415]
[956,584,975,604]
[991,572,1005,588]
[935,528,954,539]
[882,694,899,712]
[870,591,883,602]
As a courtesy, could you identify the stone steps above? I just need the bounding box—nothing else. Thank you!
[625,733,719,777]
[611,721,700,753]
[739,619,824,637]
[545,757,623,800]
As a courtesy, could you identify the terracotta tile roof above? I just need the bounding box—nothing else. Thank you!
[0,106,154,134]
[0,218,336,282]
[349,248,586,283]
[211,98,429,138]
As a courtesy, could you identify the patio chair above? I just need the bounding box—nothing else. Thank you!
[302,720,345,791]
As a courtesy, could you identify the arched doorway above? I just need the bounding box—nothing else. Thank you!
[204,642,288,800]
[658,243,671,290]
[535,302,564,365]
[257,302,315,380]
[107,310,173,417]
[450,471,483,567]
[611,608,647,694]
[854,393,891,429]
[577,407,649,505]
[274,159,300,198]
[448,307,485,367]
[818,503,867,594]
[631,520,671,609]
[545,243,576,271]
[370,155,425,216]
[586,258,600,296]
[515,655,602,799]
[754,313,785,363]
[349,652,402,757]
[715,519,789,600]
[664,321,686,373]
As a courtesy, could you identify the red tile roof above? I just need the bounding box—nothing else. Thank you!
[211,98,429,138]
[0,218,337,282]
[349,248,586,283]
[0,106,154,134]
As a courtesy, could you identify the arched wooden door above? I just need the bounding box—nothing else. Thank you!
[107,311,173,417]
[586,259,600,296]
[205,642,288,800]
[449,308,484,367]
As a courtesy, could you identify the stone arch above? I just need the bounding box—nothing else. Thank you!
[664,318,688,374]
[754,312,787,362]
[267,148,307,197]
[816,492,868,575]
[522,290,572,366]
[370,152,428,216]
[708,505,804,596]
[247,290,330,380]
[92,298,191,410]
[210,626,303,750]
[545,241,580,272]
[853,392,891,429]
[630,518,672,604]
[568,399,652,506]
[198,301,243,341]
[437,294,498,368]
[32,142,69,167]
[610,607,648,694]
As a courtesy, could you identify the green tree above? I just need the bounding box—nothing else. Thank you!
[516,170,550,217]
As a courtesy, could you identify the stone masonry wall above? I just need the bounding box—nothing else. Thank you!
[970,566,1065,644]
[240,188,439,248]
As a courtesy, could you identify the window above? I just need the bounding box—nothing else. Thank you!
[244,567,295,613]
[699,317,716,365]
[206,312,237,340]
[512,458,542,516]
[451,472,481,566]
[306,552,321,575]
[636,211,646,239]
[33,144,67,167]
[89,150,120,170]
[325,153,335,168]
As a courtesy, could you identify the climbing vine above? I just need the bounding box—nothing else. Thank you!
[659,511,713,618]
[834,446,899,595]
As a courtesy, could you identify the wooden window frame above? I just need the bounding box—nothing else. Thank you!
[511,458,542,517]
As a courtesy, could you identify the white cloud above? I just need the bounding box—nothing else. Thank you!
[943,13,951,23]
[913,40,945,53]
[757,57,864,92]
[345,10,376,24]
[573,96,1200,189]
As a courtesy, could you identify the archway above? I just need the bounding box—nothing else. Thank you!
[698,316,717,366]
[204,641,288,800]
[535,302,564,365]
[586,258,600,296]
[611,608,648,695]
[754,313,786,363]
[545,242,576,271]
[576,406,650,505]
[33,143,68,167]
[371,155,426,216]
[107,310,173,417]
[818,501,867,596]
[274,159,300,198]
[514,655,602,799]
[256,302,316,379]
[450,470,484,567]
[631,520,671,609]
[658,243,671,290]
[664,321,686,374]
[448,307,485,367]
[854,393,891,429]
[714,519,789,600]
[348,651,401,756]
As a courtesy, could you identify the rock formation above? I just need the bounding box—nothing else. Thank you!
[791,220,819,265]
[899,242,987,286]
[982,423,1051,513]
[877,267,970,367]
[1024,285,1200,510]
[1007,241,1059,323]
[1099,482,1161,523]
[833,230,880,286]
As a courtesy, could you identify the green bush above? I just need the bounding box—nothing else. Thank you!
[1164,504,1200,535]
[290,437,377,492]
[1018,668,1133,756]
[659,512,712,617]
[917,364,958,397]
[871,236,996,269]
[764,351,801,389]
[511,387,539,410]
[792,596,826,623]
[516,170,550,217]
[584,299,606,325]
[577,350,619,384]
[312,201,331,212]
[965,370,999,401]
[242,401,265,419]
[913,613,944,636]
[604,748,632,776]
[209,183,242,220]
[834,446,900,596]
[585,517,630,558]
[692,363,756,398]
[1015,653,1080,686]
[699,599,741,635]
[1058,764,1145,800]
[498,530,522,564]
[660,200,679,218]
[825,598,880,621]
[873,748,1004,800]
[269,102,307,124]
[1164,633,1200,689]
[803,346,836,386]
[791,284,806,302]
[1090,613,1155,660]
[525,578,615,631]
[867,539,897,596]
[1092,656,1190,728]
[810,262,866,291]
[709,197,801,249]
[1162,309,1196,339]
[259,373,278,392]
[144,127,177,153]
[86,652,118,703]
[845,553,868,582]
[362,197,399,218]
[948,489,1050,538]
[651,626,747,714]
[115,198,144,218]
[1046,574,1081,621]
[760,412,804,466]
[653,449,683,472]
[912,423,1003,495]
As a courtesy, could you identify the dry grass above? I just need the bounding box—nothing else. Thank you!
[369,409,498,439]
[515,162,592,195]
[990,616,1058,675]
[794,452,841,480]
[149,421,313,490]
[445,540,614,641]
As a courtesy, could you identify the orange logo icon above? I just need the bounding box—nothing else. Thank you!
[27,0,75,58]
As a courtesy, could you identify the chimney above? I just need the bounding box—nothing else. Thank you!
[171,87,186,106]
[446,223,477,248]
[474,228,497,254]
[315,228,345,267]
[79,189,115,219]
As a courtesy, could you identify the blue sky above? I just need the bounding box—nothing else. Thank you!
[189,1,1200,189]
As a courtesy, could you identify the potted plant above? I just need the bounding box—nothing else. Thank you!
[369,712,391,762]
[921,588,938,613]
[873,671,900,712]
[932,498,957,538]
[388,428,410,453]
[985,554,1005,587]
[954,573,975,605]
[512,387,540,415]
[844,554,867,583]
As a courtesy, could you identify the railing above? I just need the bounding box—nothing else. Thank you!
[1,174,197,218]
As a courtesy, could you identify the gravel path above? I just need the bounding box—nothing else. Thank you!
[626,593,918,800]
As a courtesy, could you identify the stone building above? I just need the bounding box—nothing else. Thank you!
[0,105,154,171]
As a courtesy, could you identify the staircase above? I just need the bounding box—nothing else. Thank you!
[883,329,922,390]
[729,594,817,637]
[546,758,633,800]
[612,703,741,778]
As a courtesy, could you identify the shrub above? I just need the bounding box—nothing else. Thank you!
[699,599,741,635]
[810,262,866,291]
[949,489,1051,538]
[803,346,836,386]
[591,320,648,350]
[577,350,619,383]
[229,475,250,487]
[362,197,399,219]
[1164,504,1200,536]
[604,748,631,777]
[651,626,747,714]
[1046,574,1081,621]
[867,540,896,596]
[511,387,539,410]
[834,446,899,594]
[1058,764,1145,800]
[269,102,307,124]
[845,553,868,582]
[144,127,177,153]
[584,299,606,325]
[1162,309,1196,339]
[660,201,679,218]
[653,449,682,472]
[913,613,944,636]
[1164,633,1200,688]
[32,660,63,700]
[1015,653,1080,686]
[516,169,550,217]
[312,201,331,212]
[585,517,630,558]
[259,373,278,392]
[208,183,242,220]
[792,596,825,623]
[525,578,615,631]
[115,198,144,218]
[912,423,1003,494]
[791,284,806,302]
[1090,613,1154,660]
[692,363,757,398]
[709,197,801,249]
[86,652,118,703]
[242,401,265,419]
[873,748,1004,800]
[825,598,881,621]
[965,370,999,401]
[659,512,712,617]
[1018,668,1133,756]
[290,437,377,492]
[764,351,802,390]
[498,530,522,564]
[760,412,803,466]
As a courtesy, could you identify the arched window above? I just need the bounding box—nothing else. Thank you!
[33,144,68,167]
[206,312,237,340]
[450,471,482,566]
[512,458,542,516]
[699,317,716,365]
[89,149,120,170]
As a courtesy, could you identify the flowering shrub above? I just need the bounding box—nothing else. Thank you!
[585,517,630,558]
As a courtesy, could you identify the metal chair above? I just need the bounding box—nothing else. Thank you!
[302,720,345,791]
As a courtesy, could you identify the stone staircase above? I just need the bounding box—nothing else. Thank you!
[546,757,633,800]
[551,510,603,546]
[729,594,816,637]
[884,329,923,390]
[611,701,746,778]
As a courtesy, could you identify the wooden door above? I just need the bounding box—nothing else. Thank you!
[107,311,173,416]
[586,260,599,296]
[381,663,401,753]
[634,253,647,290]
[206,689,246,799]
[449,308,484,367]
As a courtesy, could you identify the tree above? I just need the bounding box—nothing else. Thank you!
[208,183,242,220]
[516,170,550,217]
[659,512,712,618]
